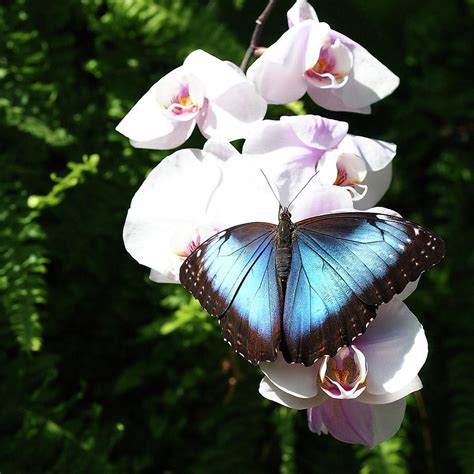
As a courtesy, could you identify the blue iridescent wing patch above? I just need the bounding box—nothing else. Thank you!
[179,223,282,364]
[282,212,445,366]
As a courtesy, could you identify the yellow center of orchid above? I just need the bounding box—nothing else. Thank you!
[177,95,193,107]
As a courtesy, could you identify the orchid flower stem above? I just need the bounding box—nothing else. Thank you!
[240,0,278,72]
[414,390,435,474]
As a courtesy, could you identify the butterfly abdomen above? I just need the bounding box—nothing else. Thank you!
[276,246,292,279]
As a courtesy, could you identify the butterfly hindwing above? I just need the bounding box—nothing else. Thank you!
[180,223,281,364]
[282,212,445,366]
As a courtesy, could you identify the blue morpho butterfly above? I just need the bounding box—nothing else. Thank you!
[180,172,445,367]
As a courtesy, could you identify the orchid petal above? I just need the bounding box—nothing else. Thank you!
[316,151,339,185]
[308,398,406,447]
[184,50,246,99]
[353,162,392,210]
[206,156,279,228]
[203,138,240,161]
[357,298,428,395]
[129,119,196,150]
[286,115,348,150]
[259,377,326,410]
[116,83,176,143]
[398,279,419,300]
[260,354,320,398]
[308,405,328,434]
[244,115,348,154]
[287,0,318,28]
[340,135,396,172]
[291,185,353,221]
[197,82,267,141]
[358,376,422,404]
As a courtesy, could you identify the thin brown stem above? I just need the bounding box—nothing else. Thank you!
[414,390,435,474]
[240,0,278,72]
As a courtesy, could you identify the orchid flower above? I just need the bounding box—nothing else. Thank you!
[259,297,426,447]
[123,139,354,284]
[242,115,396,209]
[247,1,399,113]
[116,50,267,150]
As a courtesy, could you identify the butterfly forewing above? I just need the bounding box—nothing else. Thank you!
[180,223,282,364]
[282,212,445,366]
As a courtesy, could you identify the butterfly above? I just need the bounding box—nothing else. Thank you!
[180,208,445,367]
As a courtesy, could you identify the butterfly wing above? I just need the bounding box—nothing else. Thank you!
[180,223,282,364]
[282,212,445,366]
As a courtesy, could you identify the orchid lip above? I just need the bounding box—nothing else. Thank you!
[318,346,367,399]
[305,38,353,90]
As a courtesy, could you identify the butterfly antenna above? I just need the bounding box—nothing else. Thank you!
[260,169,282,207]
[287,171,320,210]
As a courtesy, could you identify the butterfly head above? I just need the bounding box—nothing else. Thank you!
[279,206,292,221]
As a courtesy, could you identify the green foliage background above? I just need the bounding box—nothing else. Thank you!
[1,0,473,472]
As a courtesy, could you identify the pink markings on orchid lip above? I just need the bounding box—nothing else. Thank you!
[175,235,201,258]
[306,45,337,80]
[334,165,349,186]
[319,346,367,399]
[324,355,358,390]
[167,83,200,116]
[172,228,202,258]
[304,38,353,88]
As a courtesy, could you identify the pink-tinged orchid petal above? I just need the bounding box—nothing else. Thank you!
[358,376,422,405]
[307,405,328,434]
[357,298,428,395]
[308,398,406,448]
[291,185,353,221]
[287,0,318,27]
[242,115,347,159]
[123,146,228,283]
[307,30,400,113]
[247,21,330,104]
[259,377,326,410]
[260,353,321,398]
[285,115,348,150]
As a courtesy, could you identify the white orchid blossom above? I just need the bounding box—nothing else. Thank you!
[242,115,396,208]
[247,2,399,113]
[117,50,267,150]
[259,297,427,447]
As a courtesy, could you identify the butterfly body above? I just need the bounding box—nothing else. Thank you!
[180,212,445,367]
[275,208,294,281]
